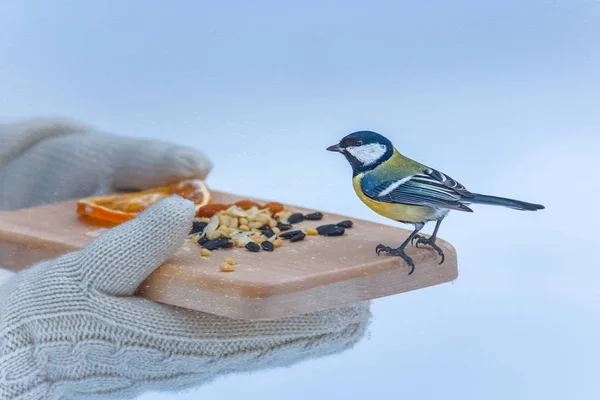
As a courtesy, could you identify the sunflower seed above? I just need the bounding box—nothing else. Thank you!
[190,221,208,235]
[279,230,303,239]
[277,222,292,231]
[290,232,306,242]
[202,237,232,250]
[316,224,345,236]
[245,242,261,252]
[336,220,353,228]
[260,225,276,239]
[288,213,304,224]
[304,212,323,220]
[261,240,274,251]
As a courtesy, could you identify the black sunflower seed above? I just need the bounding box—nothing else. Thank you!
[198,235,209,245]
[336,220,353,228]
[316,224,336,233]
[304,212,323,221]
[290,232,306,242]
[279,230,303,239]
[202,237,232,250]
[260,225,276,238]
[245,242,261,252]
[277,222,292,231]
[288,213,304,224]
[190,221,208,235]
[261,240,274,251]
[316,224,345,236]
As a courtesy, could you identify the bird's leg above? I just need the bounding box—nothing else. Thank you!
[411,218,445,264]
[376,223,424,275]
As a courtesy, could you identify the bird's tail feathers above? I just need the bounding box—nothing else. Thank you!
[466,193,544,211]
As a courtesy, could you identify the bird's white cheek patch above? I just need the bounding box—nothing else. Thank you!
[347,144,387,166]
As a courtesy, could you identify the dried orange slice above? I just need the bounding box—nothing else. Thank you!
[77,179,211,224]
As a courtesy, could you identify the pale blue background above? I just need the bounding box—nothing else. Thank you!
[1,1,599,399]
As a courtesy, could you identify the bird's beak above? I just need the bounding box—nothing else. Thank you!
[326,144,342,153]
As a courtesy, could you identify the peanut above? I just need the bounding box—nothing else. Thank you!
[216,227,231,235]
[239,217,248,226]
[275,211,293,222]
[249,221,263,230]
[257,214,270,225]
[239,224,250,232]
[189,234,200,244]
[305,228,318,236]
[224,257,238,266]
[273,239,283,248]
[219,214,230,227]
[226,205,247,217]
[206,230,222,240]
[200,248,211,257]
[234,238,251,247]
[252,235,264,244]
[219,262,235,272]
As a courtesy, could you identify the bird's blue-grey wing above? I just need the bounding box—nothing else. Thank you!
[424,167,474,198]
[361,173,473,212]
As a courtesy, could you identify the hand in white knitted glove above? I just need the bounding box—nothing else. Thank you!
[0,117,213,210]
[0,119,372,400]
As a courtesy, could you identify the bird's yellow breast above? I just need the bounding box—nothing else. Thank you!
[352,174,435,223]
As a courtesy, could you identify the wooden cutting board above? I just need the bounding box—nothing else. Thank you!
[0,191,458,320]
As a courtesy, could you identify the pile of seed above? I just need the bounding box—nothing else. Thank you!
[188,205,353,255]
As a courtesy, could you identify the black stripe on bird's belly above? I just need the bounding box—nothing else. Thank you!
[396,219,423,225]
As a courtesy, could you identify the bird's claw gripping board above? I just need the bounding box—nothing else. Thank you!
[0,191,458,321]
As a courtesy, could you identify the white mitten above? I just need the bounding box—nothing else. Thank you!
[0,117,213,210]
[0,119,372,400]
[0,195,370,400]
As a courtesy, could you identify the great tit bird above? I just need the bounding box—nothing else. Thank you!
[327,131,544,274]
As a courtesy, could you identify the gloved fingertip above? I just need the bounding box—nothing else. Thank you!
[166,145,214,180]
[112,140,214,191]
[129,194,196,246]
[80,194,196,296]
[153,194,196,219]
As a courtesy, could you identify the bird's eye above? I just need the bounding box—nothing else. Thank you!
[355,140,363,146]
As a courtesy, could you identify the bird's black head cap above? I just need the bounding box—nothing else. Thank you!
[327,131,394,175]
